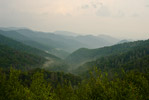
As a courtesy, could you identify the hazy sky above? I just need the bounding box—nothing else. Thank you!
[0,0,149,39]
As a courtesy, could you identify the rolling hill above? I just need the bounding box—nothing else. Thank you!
[0,29,70,59]
[74,39,149,76]
[16,29,86,52]
[66,39,149,68]
[0,28,120,58]
[0,30,62,57]
[0,34,72,72]
[0,43,46,70]
[0,32,59,59]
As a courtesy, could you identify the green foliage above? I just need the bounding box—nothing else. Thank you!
[0,68,32,100]
[0,68,54,100]
[21,68,82,87]
[54,82,77,100]
[76,70,149,100]
[0,44,45,70]
[30,72,53,100]
[44,61,70,72]
[0,68,148,100]
[0,32,148,100]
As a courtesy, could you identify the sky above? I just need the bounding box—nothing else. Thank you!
[0,0,149,39]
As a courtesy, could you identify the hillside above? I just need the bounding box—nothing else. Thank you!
[0,44,46,70]
[0,28,119,58]
[16,29,86,52]
[0,34,72,72]
[74,39,149,76]
[0,30,51,50]
[0,33,59,59]
[0,38,148,100]
[17,29,119,57]
[0,30,70,59]
[66,39,149,67]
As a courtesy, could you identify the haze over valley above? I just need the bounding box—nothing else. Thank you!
[0,0,149,99]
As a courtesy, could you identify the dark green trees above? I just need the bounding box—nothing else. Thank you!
[0,68,149,100]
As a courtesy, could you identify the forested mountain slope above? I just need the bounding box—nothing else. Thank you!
[16,29,88,53]
[0,44,46,70]
[0,28,119,58]
[75,39,149,76]
[66,39,149,67]
[0,33,59,59]
[0,29,68,58]
[0,27,148,99]
[0,33,72,72]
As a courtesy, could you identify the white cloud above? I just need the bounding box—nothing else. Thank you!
[96,6,111,17]
[116,10,125,18]
[81,5,89,9]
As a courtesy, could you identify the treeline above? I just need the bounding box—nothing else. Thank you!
[0,68,148,100]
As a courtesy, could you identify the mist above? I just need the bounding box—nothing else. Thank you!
[0,0,149,39]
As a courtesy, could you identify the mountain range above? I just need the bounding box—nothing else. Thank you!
[0,27,119,59]
[0,27,148,74]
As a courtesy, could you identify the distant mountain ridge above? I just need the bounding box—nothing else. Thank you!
[0,27,28,31]
[118,39,130,44]
[54,31,79,36]
[0,33,59,60]
[0,29,70,58]
[0,33,71,71]
[54,31,119,48]
[0,27,119,59]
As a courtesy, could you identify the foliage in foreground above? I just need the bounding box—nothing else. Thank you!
[0,68,149,100]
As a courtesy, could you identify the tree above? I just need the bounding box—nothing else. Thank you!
[30,71,53,100]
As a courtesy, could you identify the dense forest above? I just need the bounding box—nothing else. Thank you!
[0,44,46,70]
[0,28,149,100]
[75,39,149,77]
[66,39,149,66]
[0,68,148,100]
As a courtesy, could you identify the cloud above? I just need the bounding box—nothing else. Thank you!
[132,13,139,17]
[90,1,103,9]
[96,6,111,17]
[0,0,149,39]
[145,0,149,7]
[146,5,149,7]
[81,5,89,9]
[116,10,125,17]
[92,4,97,8]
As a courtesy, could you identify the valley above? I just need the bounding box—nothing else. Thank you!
[0,0,149,99]
[0,27,148,100]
